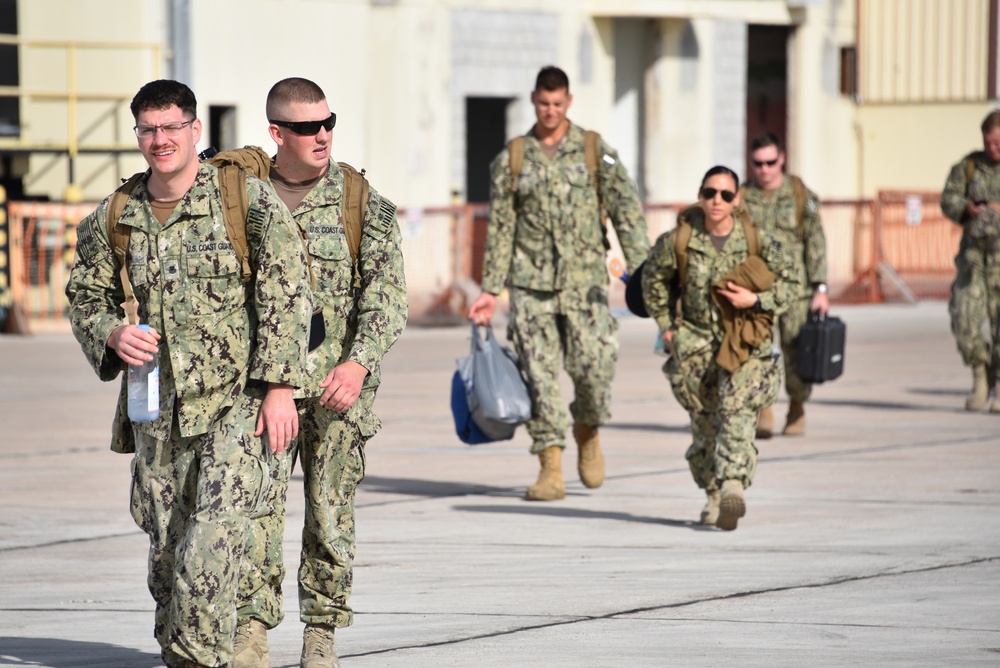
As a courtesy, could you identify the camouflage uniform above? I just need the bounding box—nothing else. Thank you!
[941,152,1000,375]
[239,161,407,632]
[65,164,312,667]
[641,207,793,491]
[742,176,827,403]
[481,122,649,453]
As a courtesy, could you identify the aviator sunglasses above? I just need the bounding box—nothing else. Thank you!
[269,113,337,136]
[752,158,779,168]
[700,187,736,203]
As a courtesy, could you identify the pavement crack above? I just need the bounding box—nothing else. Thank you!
[342,555,999,659]
[0,531,142,553]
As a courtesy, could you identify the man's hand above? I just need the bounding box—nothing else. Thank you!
[661,329,675,357]
[966,200,986,218]
[318,361,369,413]
[108,324,160,366]
[716,282,758,310]
[810,290,831,316]
[468,292,497,326]
[255,383,297,455]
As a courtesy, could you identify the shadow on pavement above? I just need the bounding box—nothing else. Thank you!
[451,503,713,532]
[0,637,161,667]
[360,476,523,500]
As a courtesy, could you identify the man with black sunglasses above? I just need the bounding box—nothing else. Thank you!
[742,131,829,438]
[232,77,407,668]
[468,65,649,501]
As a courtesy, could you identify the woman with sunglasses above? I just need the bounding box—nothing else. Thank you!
[641,165,793,530]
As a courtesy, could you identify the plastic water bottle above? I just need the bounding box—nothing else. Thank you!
[127,324,160,422]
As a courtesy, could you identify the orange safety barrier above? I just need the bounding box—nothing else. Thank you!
[3,194,960,327]
[840,191,960,303]
[8,201,97,325]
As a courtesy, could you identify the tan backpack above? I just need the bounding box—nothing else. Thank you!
[507,129,611,250]
[673,205,761,290]
[106,146,368,324]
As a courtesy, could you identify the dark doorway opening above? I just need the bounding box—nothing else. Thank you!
[209,105,237,152]
[746,25,790,173]
[465,97,512,203]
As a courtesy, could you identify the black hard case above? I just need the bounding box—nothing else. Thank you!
[796,313,846,383]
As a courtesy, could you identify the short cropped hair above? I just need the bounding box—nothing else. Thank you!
[982,110,1000,135]
[130,80,197,120]
[535,66,570,93]
[749,131,784,154]
[266,77,327,120]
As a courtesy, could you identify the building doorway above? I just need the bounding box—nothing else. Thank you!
[746,25,790,173]
[465,96,512,203]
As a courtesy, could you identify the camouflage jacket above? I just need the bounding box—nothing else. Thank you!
[742,175,827,298]
[641,207,794,359]
[480,122,649,297]
[283,160,408,436]
[941,151,1000,247]
[66,163,313,444]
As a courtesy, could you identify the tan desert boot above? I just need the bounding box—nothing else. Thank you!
[302,624,340,668]
[232,619,269,668]
[717,479,746,531]
[699,489,721,526]
[782,400,806,436]
[573,423,605,488]
[524,446,566,501]
[756,406,775,439]
[967,365,989,411]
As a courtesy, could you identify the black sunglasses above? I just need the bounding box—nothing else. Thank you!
[752,158,779,168]
[700,187,736,203]
[269,113,337,136]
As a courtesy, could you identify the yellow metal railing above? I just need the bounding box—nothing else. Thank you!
[0,35,162,195]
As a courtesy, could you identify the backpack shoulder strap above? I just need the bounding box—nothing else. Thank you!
[788,174,808,232]
[674,206,698,288]
[508,137,525,193]
[215,163,253,283]
[338,161,369,284]
[583,130,612,251]
[206,146,273,285]
[737,207,761,257]
[964,151,983,185]
[106,172,144,325]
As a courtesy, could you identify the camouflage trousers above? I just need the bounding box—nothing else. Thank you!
[776,294,813,403]
[508,286,619,454]
[239,396,367,630]
[664,344,780,491]
[949,242,1000,374]
[130,390,276,668]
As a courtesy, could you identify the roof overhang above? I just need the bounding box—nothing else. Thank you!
[587,0,798,24]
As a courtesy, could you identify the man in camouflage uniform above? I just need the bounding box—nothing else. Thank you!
[468,66,649,501]
[65,80,312,668]
[941,110,1000,413]
[642,166,793,530]
[742,132,829,437]
[234,78,407,668]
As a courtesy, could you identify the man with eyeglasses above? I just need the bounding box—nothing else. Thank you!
[468,65,649,501]
[741,131,829,438]
[65,79,313,668]
[232,77,407,668]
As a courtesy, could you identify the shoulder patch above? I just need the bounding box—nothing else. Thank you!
[246,206,269,253]
[75,213,108,264]
[602,154,615,166]
[366,194,396,239]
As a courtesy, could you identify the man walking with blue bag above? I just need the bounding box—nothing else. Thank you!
[468,66,649,501]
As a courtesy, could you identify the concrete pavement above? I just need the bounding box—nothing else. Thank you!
[1,301,998,667]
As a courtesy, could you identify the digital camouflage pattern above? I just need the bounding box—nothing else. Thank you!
[239,160,407,631]
[641,207,793,490]
[481,122,648,451]
[507,285,618,452]
[941,153,1000,372]
[742,175,827,402]
[132,390,278,667]
[481,122,649,295]
[66,162,313,666]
